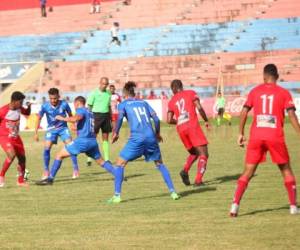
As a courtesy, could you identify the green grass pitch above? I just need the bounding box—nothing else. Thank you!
[0,122,299,249]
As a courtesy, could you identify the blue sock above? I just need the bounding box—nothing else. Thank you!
[102,161,115,175]
[49,159,62,180]
[114,166,124,196]
[43,148,51,171]
[70,155,79,171]
[156,164,175,193]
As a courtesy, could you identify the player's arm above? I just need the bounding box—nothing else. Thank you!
[287,108,300,135]
[87,91,95,111]
[167,111,177,125]
[147,103,163,142]
[34,106,44,142]
[194,99,210,129]
[55,114,83,123]
[21,103,31,116]
[238,107,250,147]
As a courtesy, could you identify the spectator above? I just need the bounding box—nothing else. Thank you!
[160,91,168,100]
[40,0,47,17]
[110,22,121,46]
[90,0,100,14]
[147,90,157,100]
[123,0,131,5]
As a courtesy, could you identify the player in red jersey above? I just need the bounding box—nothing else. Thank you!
[0,91,31,187]
[167,79,210,186]
[230,64,300,216]
[110,84,122,131]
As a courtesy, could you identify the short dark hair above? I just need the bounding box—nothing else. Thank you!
[264,64,279,79]
[74,96,86,105]
[171,79,183,90]
[48,88,59,96]
[123,81,136,97]
[11,91,25,101]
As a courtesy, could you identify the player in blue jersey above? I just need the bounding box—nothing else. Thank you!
[35,96,115,185]
[108,81,180,203]
[34,88,79,179]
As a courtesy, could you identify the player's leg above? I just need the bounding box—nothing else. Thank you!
[42,140,53,179]
[278,163,298,214]
[193,145,209,186]
[154,159,180,200]
[16,154,28,187]
[101,114,112,161]
[64,138,79,179]
[178,130,196,186]
[0,143,16,187]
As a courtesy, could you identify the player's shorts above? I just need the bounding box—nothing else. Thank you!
[94,112,112,134]
[0,136,25,156]
[45,127,72,144]
[120,136,161,162]
[111,113,118,122]
[65,137,101,160]
[178,125,208,150]
[246,139,290,165]
[218,108,225,116]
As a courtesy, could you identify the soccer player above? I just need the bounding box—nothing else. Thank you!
[167,79,210,186]
[0,91,31,187]
[34,88,79,179]
[87,77,112,165]
[230,64,300,217]
[215,92,226,126]
[35,96,114,185]
[109,84,122,131]
[108,81,180,203]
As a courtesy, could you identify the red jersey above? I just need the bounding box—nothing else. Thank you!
[111,93,121,114]
[0,104,30,138]
[168,90,200,132]
[244,83,295,141]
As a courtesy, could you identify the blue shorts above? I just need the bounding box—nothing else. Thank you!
[120,136,161,162]
[45,127,72,144]
[65,138,101,160]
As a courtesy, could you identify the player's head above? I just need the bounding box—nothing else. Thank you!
[10,91,26,109]
[263,64,279,83]
[99,77,109,91]
[109,84,116,94]
[217,92,222,97]
[170,79,183,94]
[48,88,60,106]
[123,81,136,98]
[74,96,86,109]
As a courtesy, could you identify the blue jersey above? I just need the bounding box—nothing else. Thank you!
[39,100,72,130]
[116,98,158,138]
[76,107,95,139]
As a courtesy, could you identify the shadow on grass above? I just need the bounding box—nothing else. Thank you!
[122,185,217,203]
[179,186,217,198]
[239,205,289,217]
[204,174,257,186]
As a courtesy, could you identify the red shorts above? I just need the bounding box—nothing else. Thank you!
[0,136,25,156]
[246,139,289,164]
[178,126,208,150]
[111,113,118,122]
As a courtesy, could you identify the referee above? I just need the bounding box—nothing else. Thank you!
[87,77,112,165]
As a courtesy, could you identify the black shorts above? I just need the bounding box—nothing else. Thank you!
[94,112,112,134]
[218,108,225,116]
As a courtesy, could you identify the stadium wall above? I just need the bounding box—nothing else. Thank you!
[0,0,116,11]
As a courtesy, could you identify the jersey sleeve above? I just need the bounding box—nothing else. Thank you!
[283,90,296,111]
[190,90,199,102]
[244,89,254,110]
[76,108,85,118]
[87,91,95,107]
[38,104,46,118]
[168,99,174,112]
[65,102,72,114]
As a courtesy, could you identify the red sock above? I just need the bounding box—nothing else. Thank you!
[183,154,198,173]
[0,158,13,177]
[17,164,25,183]
[284,175,297,206]
[195,155,207,183]
[233,175,249,205]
